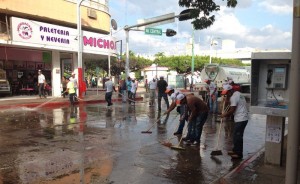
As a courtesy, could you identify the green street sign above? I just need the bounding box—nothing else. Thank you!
[145,27,162,36]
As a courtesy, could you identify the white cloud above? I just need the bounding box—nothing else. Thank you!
[258,0,292,15]
[110,0,292,56]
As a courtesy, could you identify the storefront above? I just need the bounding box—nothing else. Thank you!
[0,16,117,97]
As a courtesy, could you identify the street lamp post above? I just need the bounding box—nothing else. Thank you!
[209,36,221,64]
[190,28,195,92]
[77,0,84,99]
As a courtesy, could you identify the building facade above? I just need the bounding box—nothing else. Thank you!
[0,0,116,96]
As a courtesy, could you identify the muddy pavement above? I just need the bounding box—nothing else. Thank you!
[0,100,266,184]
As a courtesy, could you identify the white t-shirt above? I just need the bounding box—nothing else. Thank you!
[38,74,45,84]
[70,76,78,88]
[105,80,114,92]
[131,82,137,93]
[206,82,217,95]
[230,91,248,122]
[149,80,157,90]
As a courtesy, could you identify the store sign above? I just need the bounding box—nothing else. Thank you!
[11,17,117,55]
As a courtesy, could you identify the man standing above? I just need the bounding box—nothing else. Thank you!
[64,77,76,106]
[157,76,169,111]
[70,72,78,95]
[130,79,137,105]
[105,77,116,107]
[37,70,46,99]
[205,78,218,114]
[148,78,157,107]
[176,94,209,146]
[221,84,248,159]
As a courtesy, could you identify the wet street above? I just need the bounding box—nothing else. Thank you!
[0,98,267,184]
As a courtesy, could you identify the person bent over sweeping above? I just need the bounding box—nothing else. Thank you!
[164,85,187,136]
[220,84,248,159]
[176,94,209,146]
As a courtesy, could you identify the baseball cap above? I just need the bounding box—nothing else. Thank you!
[204,78,211,83]
[176,94,185,105]
[221,84,233,95]
[165,85,174,93]
[38,70,41,72]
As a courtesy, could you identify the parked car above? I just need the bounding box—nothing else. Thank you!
[0,79,12,96]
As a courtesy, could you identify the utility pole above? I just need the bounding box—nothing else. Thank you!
[285,0,300,183]
[191,28,194,92]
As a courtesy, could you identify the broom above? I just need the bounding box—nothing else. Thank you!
[210,101,229,156]
[141,114,166,134]
[161,114,179,147]
[170,121,189,151]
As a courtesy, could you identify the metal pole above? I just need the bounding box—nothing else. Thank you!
[125,29,130,78]
[209,36,212,64]
[77,0,84,99]
[285,0,300,183]
[108,54,111,77]
[191,28,194,92]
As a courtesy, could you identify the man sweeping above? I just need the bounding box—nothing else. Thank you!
[176,94,209,146]
[220,84,248,159]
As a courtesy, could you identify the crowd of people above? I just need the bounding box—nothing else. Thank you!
[48,73,249,159]
[144,77,248,159]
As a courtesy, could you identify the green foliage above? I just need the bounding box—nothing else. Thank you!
[178,0,237,30]
[155,54,243,73]
[84,49,243,80]
[84,50,152,80]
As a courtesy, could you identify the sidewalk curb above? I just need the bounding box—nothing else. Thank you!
[0,96,144,110]
[212,146,265,184]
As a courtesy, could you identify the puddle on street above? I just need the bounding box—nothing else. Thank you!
[0,101,267,184]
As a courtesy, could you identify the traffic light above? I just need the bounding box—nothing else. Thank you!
[166,29,177,37]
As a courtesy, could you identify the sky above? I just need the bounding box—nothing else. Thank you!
[109,0,292,57]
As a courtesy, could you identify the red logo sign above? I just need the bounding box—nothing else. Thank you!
[17,22,33,39]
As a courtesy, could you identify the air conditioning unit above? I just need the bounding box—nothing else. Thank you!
[87,8,97,19]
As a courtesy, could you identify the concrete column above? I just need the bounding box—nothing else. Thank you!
[73,53,78,72]
[72,53,79,95]
[264,115,285,166]
[286,1,300,182]
[51,52,61,97]
[51,51,61,97]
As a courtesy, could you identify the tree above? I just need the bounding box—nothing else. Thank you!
[178,0,237,30]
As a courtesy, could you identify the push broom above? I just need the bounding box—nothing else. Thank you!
[170,121,189,151]
[161,114,179,147]
[210,101,230,156]
[141,114,166,134]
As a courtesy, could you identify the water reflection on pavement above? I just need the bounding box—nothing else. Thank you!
[0,100,266,184]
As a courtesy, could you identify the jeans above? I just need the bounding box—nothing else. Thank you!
[105,92,113,106]
[209,92,218,114]
[158,93,169,110]
[38,83,46,98]
[130,92,136,104]
[186,112,208,143]
[232,120,248,157]
[121,90,126,102]
[69,93,76,106]
[176,105,186,133]
[149,89,156,106]
[127,91,132,104]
